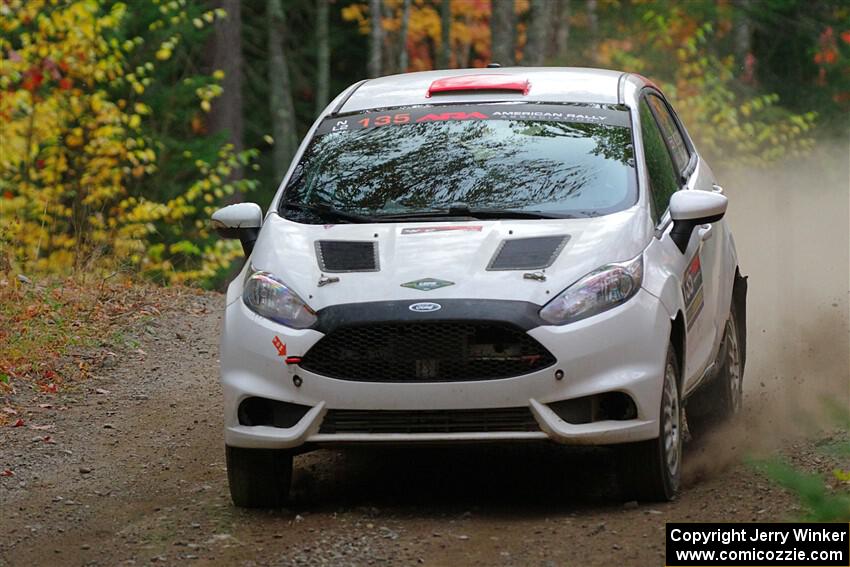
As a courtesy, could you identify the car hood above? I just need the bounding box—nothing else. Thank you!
[247,210,649,311]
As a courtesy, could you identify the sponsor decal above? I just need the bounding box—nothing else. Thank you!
[415,111,489,122]
[409,302,442,313]
[401,278,455,291]
[683,253,704,330]
[492,110,608,122]
[272,336,287,357]
[401,225,483,235]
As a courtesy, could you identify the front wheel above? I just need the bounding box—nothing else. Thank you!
[226,445,293,508]
[617,343,682,502]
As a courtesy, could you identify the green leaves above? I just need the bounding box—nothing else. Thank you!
[755,458,850,521]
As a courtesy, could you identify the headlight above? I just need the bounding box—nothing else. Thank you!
[539,254,643,325]
[243,269,317,329]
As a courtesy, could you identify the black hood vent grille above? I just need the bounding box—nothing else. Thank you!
[316,240,379,272]
[487,235,570,271]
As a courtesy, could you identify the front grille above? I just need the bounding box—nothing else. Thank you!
[319,407,540,434]
[300,322,556,382]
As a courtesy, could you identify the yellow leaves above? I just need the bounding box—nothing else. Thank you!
[200,100,211,112]
[0,0,259,285]
[66,132,84,148]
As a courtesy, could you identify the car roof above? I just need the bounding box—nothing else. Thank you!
[337,67,650,114]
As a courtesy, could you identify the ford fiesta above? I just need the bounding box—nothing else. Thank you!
[212,67,747,507]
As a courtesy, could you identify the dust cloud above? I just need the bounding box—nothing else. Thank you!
[685,139,850,481]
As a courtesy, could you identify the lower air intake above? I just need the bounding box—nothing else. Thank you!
[319,407,540,434]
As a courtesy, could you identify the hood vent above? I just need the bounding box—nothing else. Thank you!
[316,240,380,272]
[487,235,570,271]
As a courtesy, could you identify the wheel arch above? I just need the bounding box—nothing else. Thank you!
[670,310,686,390]
[732,266,748,372]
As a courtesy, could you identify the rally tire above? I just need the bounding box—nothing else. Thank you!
[226,445,293,508]
[617,343,682,502]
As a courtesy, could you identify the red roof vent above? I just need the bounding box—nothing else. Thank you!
[426,74,530,98]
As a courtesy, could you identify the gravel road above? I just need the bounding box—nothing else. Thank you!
[0,292,844,567]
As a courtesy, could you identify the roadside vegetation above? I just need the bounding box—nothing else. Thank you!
[0,274,198,426]
[757,403,850,521]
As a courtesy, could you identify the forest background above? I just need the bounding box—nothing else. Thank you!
[0,0,848,285]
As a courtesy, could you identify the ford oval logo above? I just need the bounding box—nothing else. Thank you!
[409,302,442,313]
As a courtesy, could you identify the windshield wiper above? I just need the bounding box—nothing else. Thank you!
[281,201,376,223]
[374,204,568,221]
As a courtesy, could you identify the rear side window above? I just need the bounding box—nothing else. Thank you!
[646,94,690,174]
[639,99,679,220]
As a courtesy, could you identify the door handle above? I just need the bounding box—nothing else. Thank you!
[698,223,713,241]
[711,184,724,195]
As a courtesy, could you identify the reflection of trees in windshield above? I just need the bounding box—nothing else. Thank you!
[284,119,636,219]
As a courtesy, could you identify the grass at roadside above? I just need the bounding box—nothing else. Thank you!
[0,273,202,425]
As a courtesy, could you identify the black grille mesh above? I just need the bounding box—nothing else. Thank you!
[300,322,555,382]
[487,235,569,270]
[316,240,378,272]
[319,407,540,434]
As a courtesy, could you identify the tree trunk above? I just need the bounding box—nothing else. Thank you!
[490,0,515,66]
[368,0,383,77]
[438,0,452,69]
[525,0,550,66]
[399,0,411,72]
[267,0,298,180]
[209,0,244,179]
[734,0,752,65]
[585,0,598,61]
[551,0,570,61]
[315,0,330,114]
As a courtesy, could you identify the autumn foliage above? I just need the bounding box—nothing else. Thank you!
[0,0,257,284]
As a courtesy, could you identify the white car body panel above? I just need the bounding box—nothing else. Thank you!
[219,66,743,450]
[246,209,649,311]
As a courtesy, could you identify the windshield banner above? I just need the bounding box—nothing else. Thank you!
[316,104,632,136]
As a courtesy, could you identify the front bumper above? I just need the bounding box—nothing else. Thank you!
[220,289,671,448]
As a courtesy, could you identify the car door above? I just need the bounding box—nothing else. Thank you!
[639,92,719,391]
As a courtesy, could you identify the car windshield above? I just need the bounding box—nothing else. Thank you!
[281,104,637,223]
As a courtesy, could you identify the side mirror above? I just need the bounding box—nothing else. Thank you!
[668,190,727,253]
[211,202,263,256]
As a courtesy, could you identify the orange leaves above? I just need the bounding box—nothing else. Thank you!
[21,67,44,92]
[814,26,841,67]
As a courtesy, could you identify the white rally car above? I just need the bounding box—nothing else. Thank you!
[212,67,747,506]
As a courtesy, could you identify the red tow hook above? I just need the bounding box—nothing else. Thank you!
[285,356,302,365]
